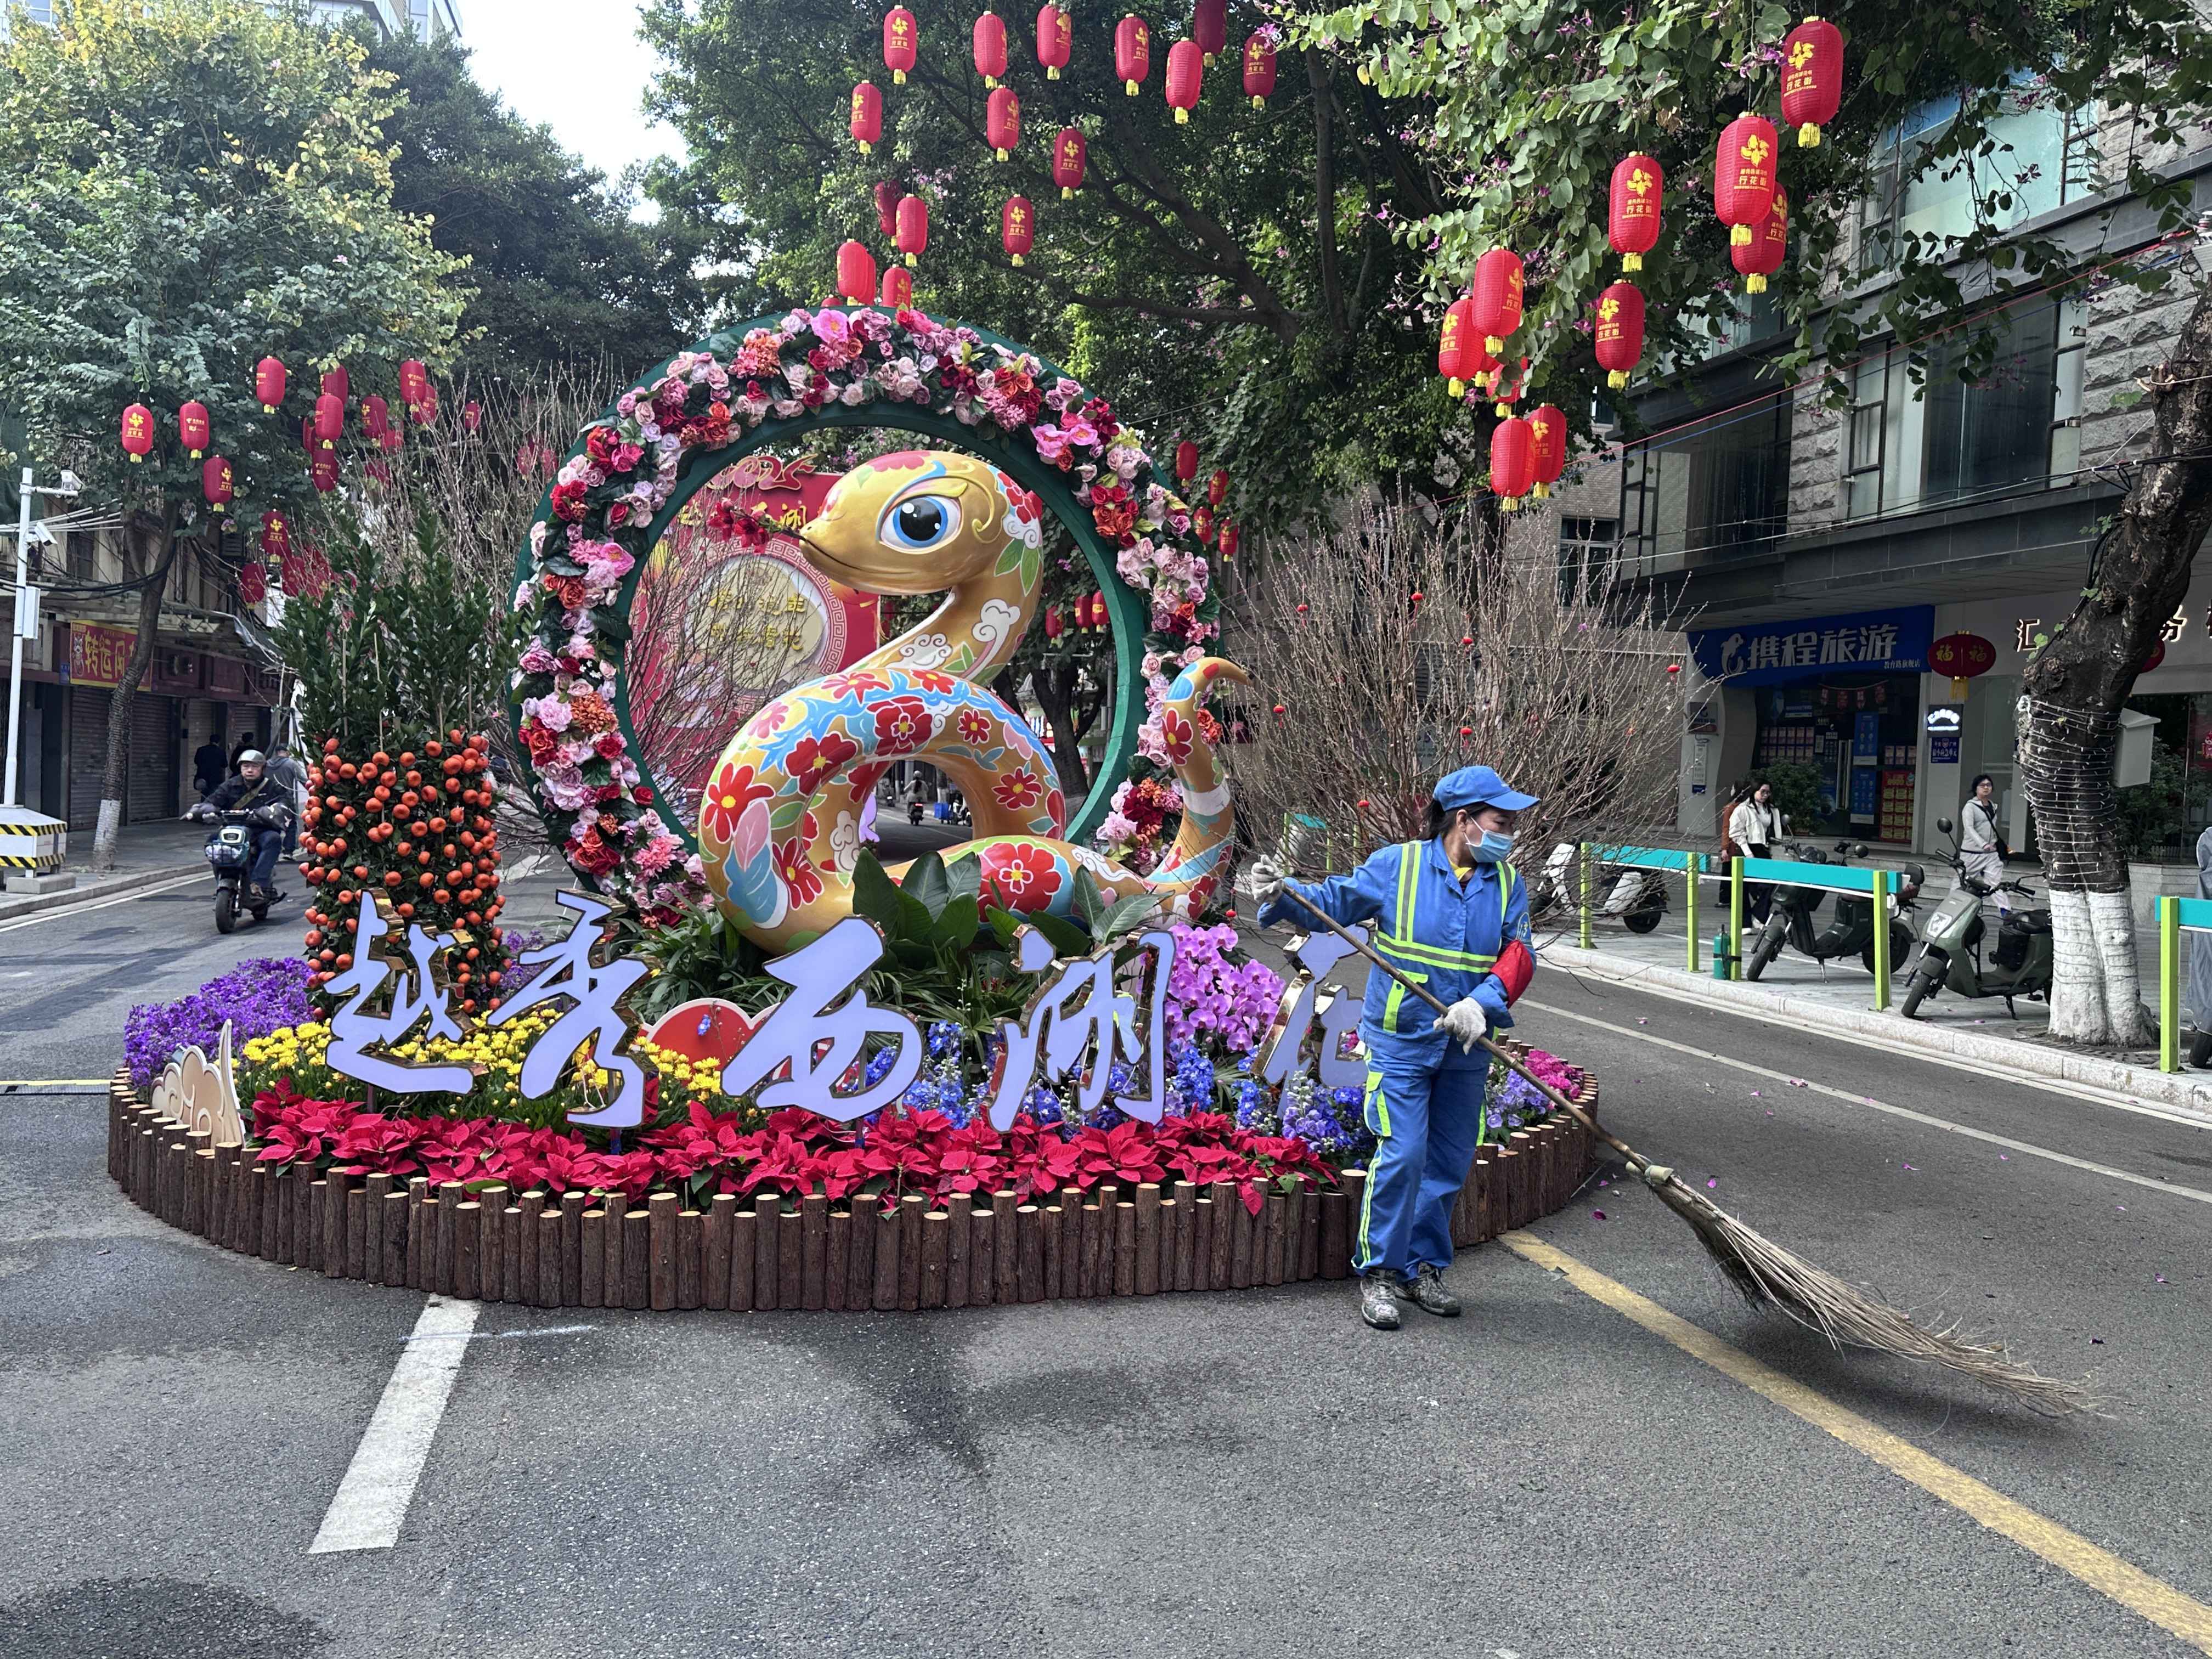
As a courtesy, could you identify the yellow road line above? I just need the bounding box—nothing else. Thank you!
[1500,1229,2212,1655]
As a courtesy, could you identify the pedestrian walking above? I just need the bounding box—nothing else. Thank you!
[1726,778,1785,924]
[1249,765,1538,1330]
[264,744,307,859]
[1960,773,2010,913]
[191,733,227,800]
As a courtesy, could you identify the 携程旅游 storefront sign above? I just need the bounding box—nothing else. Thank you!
[1688,606,1934,687]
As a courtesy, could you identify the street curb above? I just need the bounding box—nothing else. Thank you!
[1539,944,2212,1128]
[0,861,204,922]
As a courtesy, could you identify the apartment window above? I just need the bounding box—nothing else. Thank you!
[65,530,94,581]
[1620,383,1791,569]
[1556,516,1621,602]
[1840,296,2086,520]
[1862,84,2102,269]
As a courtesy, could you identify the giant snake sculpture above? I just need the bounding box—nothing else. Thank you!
[697,449,1244,951]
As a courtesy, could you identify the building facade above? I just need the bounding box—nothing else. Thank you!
[1590,94,2212,867]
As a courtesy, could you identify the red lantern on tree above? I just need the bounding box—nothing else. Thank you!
[1217,519,1239,560]
[362,393,391,439]
[1174,439,1199,482]
[238,562,267,607]
[1052,127,1086,198]
[974,12,1007,85]
[1243,32,1276,107]
[1781,18,1844,148]
[1594,281,1645,389]
[1193,504,1215,544]
[261,509,291,561]
[1208,468,1228,508]
[1115,15,1150,94]
[876,180,901,238]
[1528,403,1567,499]
[1193,0,1226,65]
[883,7,918,82]
[1166,38,1203,122]
[380,425,403,454]
[1001,195,1034,264]
[1714,113,1778,246]
[1927,631,1997,701]
[201,454,233,514]
[1088,589,1108,631]
[313,391,344,449]
[895,194,929,266]
[1470,249,1524,354]
[255,355,286,413]
[398,358,430,414]
[463,399,483,434]
[850,81,882,154]
[1490,416,1535,510]
[838,239,878,303]
[1437,294,1482,397]
[417,384,440,426]
[1733,187,1788,293]
[321,364,349,403]
[1036,3,1070,77]
[311,448,338,493]
[986,86,1021,159]
[881,264,915,308]
[1043,605,1065,640]
[177,400,211,459]
[1609,153,1662,273]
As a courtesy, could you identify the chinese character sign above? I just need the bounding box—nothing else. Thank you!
[1690,606,1933,686]
[984,926,1178,1130]
[324,889,477,1096]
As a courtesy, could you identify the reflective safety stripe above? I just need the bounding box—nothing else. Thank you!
[1363,1068,1391,1138]
[1381,969,1426,1035]
[1374,933,1498,973]
[1357,1069,1386,1270]
[1373,843,1515,973]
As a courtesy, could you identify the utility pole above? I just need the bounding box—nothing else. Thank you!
[2,462,78,892]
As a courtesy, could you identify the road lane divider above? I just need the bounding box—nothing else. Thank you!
[1502,1230,2212,1656]
[0,870,206,933]
[308,1295,478,1555]
[1521,998,2212,1206]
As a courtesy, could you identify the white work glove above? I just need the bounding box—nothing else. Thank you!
[1432,995,1490,1054]
[1249,855,1288,906]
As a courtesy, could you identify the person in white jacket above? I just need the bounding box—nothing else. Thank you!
[1726,779,1785,923]
[1960,774,2010,914]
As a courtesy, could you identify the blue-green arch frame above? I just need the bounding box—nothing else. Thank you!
[514,307,1152,856]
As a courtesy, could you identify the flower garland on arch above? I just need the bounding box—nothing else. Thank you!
[515,304,1221,919]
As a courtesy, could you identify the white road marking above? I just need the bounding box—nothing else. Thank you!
[308,1296,479,1555]
[1521,998,2212,1207]
[0,871,205,933]
[403,1322,596,1343]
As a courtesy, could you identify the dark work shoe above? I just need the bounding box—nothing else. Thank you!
[1400,1264,1462,1317]
[1358,1274,1402,1330]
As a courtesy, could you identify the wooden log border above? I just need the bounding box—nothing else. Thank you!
[103,1058,1601,1312]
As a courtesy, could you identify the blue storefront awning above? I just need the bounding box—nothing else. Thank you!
[1688,605,1934,686]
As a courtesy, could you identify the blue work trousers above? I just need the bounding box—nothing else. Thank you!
[1356,1051,1488,1279]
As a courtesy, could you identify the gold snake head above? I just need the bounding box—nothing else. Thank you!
[802,449,1040,594]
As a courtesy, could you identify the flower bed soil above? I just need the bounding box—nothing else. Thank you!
[104,1057,1600,1312]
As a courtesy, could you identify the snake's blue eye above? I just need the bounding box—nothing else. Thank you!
[882,493,961,550]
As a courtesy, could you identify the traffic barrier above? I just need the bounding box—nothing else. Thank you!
[1579,844,1710,974]
[1731,856,1896,1010]
[2155,895,2212,1072]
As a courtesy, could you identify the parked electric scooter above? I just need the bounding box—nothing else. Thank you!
[1898,818,2053,1020]
[1532,842,1667,933]
[1743,839,1921,980]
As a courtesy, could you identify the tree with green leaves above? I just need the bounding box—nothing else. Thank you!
[0,0,465,868]
[1288,0,2212,1043]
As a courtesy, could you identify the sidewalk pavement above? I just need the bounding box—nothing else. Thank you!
[0,820,209,922]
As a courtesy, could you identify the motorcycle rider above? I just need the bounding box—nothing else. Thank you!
[185,749,287,904]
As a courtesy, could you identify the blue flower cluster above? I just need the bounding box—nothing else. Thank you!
[1281,1082,1362,1156]
[1166,1039,1215,1114]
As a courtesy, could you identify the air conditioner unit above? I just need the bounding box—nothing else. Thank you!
[167,651,196,678]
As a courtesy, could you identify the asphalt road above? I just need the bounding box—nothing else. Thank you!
[3,885,2210,1657]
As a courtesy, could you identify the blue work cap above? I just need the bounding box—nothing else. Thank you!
[1434,765,1539,814]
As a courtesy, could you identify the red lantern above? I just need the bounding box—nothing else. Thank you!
[1208,469,1228,508]
[311,448,338,493]
[881,264,915,308]
[380,425,403,454]
[417,384,439,427]
[1437,295,1482,397]
[201,454,233,513]
[238,562,267,606]
[876,180,901,238]
[361,393,391,440]
[850,82,882,154]
[1174,439,1199,482]
[1166,39,1203,122]
[463,399,483,434]
[838,239,878,303]
[1714,113,1778,246]
[1052,127,1086,198]
[1243,32,1275,107]
[177,400,210,459]
[895,194,928,266]
[1043,605,1064,640]
[1217,519,1239,560]
[1001,195,1034,265]
[1594,281,1646,389]
[1490,417,1534,509]
[260,509,291,561]
[1733,187,1788,293]
[1194,0,1226,65]
[974,12,1007,84]
[255,355,286,413]
[987,86,1021,159]
[1528,404,1567,499]
[313,392,344,449]
[1927,631,1997,700]
[321,364,349,403]
[116,402,154,462]
[398,358,430,413]
[1115,15,1150,94]
[1036,3,1070,77]
[1090,590,1108,631]
[1193,504,1215,544]
[1609,153,1662,273]
[884,7,918,82]
[1470,249,1524,354]
[1781,18,1844,148]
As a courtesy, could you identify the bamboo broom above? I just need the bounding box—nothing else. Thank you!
[1277,885,2095,1415]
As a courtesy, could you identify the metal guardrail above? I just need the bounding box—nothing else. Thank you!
[2155,895,2212,1073]
[1579,844,1708,975]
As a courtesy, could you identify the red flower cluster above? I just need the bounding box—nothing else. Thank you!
[1088,482,1137,546]
[249,1091,1338,1212]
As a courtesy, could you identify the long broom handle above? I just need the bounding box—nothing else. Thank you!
[1276,883,1649,1172]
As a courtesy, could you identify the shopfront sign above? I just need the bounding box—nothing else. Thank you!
[66,624,136,689]
[1689,606,1933,687]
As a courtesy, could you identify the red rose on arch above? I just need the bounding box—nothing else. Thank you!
[774,837,825,905]
[992,766,1045,811]
[787,729,860,795]
[873,696,934,754]
[978,840,1065,913]
[956,708,995,748]
[521,720,557,765]
[1159,707,1196,767]
[549,479,588,522]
